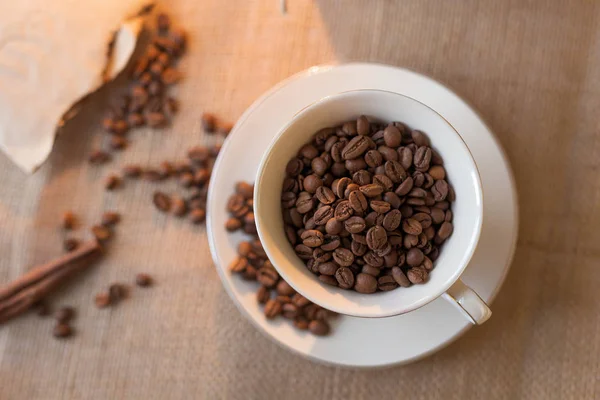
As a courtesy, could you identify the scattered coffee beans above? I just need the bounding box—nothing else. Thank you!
[281,117,455,293]
[227,182,335,336]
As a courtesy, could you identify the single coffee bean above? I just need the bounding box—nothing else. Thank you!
[395,176,414,196]
[362,265,381,277]
[352,170,371,186]
[333,248,354,267]
[351,240,368,256]
[372,174,393,191]
[360,184,384,198]
[409,188,427,198]
[406,197,426,206]
[383,250,398,267]
[363,150,382,169]
[299,143,319,159]
[282,303,300,319]
[313,248,332,263]
[407,267,428,284]
[257,267,279,287]
[95,292,111,308]
[286,158,304,177]
[413,212,433,229]
[342,121,358,136]
[399,205,413,218]
[320,235,341,251]
[382,209,402,231]
[404,234,418,249]
[313,206,334,225]
[378,146,398,162]
[334,200,354,222]
[383,125,402,147]
[301,230,324,247]
[348,190,368,213]
[424,226,436,241]
[104,174,121,191]
[318,262,338,276]
[293,316,310,330]
[256,286,271,304]
[378,275,399,291]
[89,150,111,165]
[430,208,445,224]
[309,319,330,336]
[189,209,206,224]
[276,280,296,296]
[343,183,359,199]
[153,191,171,212]
[355,273,377,294]
[109,283,127,303]
[135,273,153,287]
[373,242,393,257]
[434,201,450,211]
[437,221,454,240]
[412,171,425,187]
[123,164,142,178]
[53,323,73,339]
[392,267,411,287]
[422,173,435,189]
[371,129,385,145]
[318,274,338,286]
[325,218,343,235]
[414,146,432,171]
[398,147,413,170]
[370,200,391,214]
[315,186,335,205]
[342,135,371,160]
[295,192,314,214]
[264,299,282,319]
[431,179,449,201]
[243,265,258,280]
[281,192,297,209]
[332,177,351,198]
[229,256,248,272]
[445,210,453,222]
[406,248,425,267]
[334,267,355,289]
[402,218,422,235]
[422,256,433,271]
[363,251,384,267]
[345,158,368,173]
[411,130,430,147]
[357,115,370,135]
[388,232,404,247]
[303,174,323,194]
[344,216,366,234]
[366,226,387,250]
[384,160,406,183]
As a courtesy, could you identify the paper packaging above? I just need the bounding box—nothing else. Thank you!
[0,1,155,173]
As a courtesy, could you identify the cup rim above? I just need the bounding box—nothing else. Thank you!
[254,89,484,318]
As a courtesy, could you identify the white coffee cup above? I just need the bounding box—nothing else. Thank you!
[254,90,491,324]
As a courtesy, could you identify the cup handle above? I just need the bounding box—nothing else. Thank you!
[442,279,492,325]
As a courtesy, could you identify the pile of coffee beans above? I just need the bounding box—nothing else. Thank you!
[227,182,335,336]
[281,116,455,293]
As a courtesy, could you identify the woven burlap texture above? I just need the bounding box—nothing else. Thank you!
[1,1,599,399]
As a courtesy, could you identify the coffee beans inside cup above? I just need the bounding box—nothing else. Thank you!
[281,116,455,293]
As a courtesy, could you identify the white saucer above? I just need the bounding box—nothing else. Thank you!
[207,63,518,368]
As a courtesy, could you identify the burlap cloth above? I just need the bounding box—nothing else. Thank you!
[1,1,599,399]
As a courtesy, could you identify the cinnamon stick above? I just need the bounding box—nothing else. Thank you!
[0,240,100,302]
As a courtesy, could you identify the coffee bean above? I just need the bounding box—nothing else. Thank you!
[332,177,351,198]
[344,216,366,234]
[63,238,79,252]
[383,160,406,183]
[310,157,328,176]
[333,248,354,267]
[257,267,279,288]
[275,280,294,296]
[264,299,282,319]
[414,146,432,171]
[95,292,111,308]
[135,273,153,287]
[342,121,358,136]
[355,273,377,293]
[357,115,370,135]
[324,218,342,235]
[378,146,398,162]
[445,210,453,222]
[382,209,402,231]
[392,267,411,287]
[334,200,353,221]
[430,208,445,224]
[422,256,433,271]
[293,317,310,330]
[89,150,111,165]
[373,174,393,191]
[318,274,338,286]
[314,187,335,205]
[200,112,216,133]
[431,179,449,201]
[309,319,330,336]
[91,225,111,242]
[316,261,337,276]
[364,150,383,168]
[404,234,418,249]
[53,323,73,339]
[334,267,355,289]
[345,158,368,173]
[363,251,384,267]
[105,174,121,190]
[351,240,368,256]
[407,267,428,284]
[301,230,324,247]
[362,265,380,277]
[55,307,75,323]
[402,218,422,235]
[153,191,171,212]
[282,303,300,319]
[366,226,387,250]
[101,211,121,227]
[303,174,323,194]
[406,197,426,206]
[286,158,304,177]
[378,275,399,291]
[348,190,368,213]
[383,125,402,147]
[352,170,371,186]
[424,226,436,241]
[437,221,453,240]
[395,176,414,196]
[412,171,425,187]
[370,200,391,214]
[388,232,404,247]
[109,283,127,303]
[411,130,430,147]
[406,248,425,267]
[359,184,384,198]
[189,208,206,224]
[383,250,398,267]
[398,147,413,170]
[314,206,334,225]
[123,164,142,178]
[413,212,432,229]
[295,244,314,259]
[295,192,314,214]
